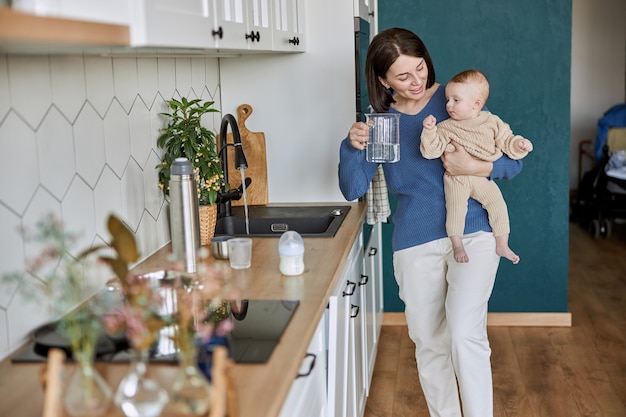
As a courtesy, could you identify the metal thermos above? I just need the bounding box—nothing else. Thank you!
[170,157,200,273]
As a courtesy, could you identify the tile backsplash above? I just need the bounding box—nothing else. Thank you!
[0,53,222,360]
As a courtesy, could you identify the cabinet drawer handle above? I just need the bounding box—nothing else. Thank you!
[288,36,300,45]
[368,247,378,257]
[359,274,369,286]
[212,27,224,39]
[350,304,360,318]
[296,353,316,378]
[245,31,261,42]
[342,280,356,296]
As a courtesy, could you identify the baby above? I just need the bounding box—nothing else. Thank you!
[421,69,533,264]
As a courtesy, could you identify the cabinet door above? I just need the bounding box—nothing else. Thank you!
[327,232,363,417]
[349,258,367,417]
[271,0,305,52]
[362,222,383,393]
[130,0,217,48]
[214,0,247,49]
[246,0,273,50]
[371,223,384,336]
[327,278,351,417]
[215,0,272,50]
[353,0,370,20]
[278,316,327,417]
[354,0,377,37]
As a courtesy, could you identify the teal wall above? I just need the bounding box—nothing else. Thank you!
[379,0,571,312]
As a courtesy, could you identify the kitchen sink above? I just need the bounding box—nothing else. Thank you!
[214,205,351,237]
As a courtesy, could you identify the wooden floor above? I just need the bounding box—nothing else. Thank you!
[365,222,626,417]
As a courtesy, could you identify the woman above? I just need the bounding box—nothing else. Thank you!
[338,28,522,417]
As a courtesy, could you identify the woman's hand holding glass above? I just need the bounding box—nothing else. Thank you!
[349,122,369,151]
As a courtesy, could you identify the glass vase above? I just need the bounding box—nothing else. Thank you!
[170,344,212,415]
[114,349,169,417]
[63,345,112,416]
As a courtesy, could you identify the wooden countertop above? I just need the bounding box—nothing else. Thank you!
[0,6,129,51]
[0,202,366,417]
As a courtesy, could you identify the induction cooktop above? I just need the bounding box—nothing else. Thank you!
[11,299,299,365]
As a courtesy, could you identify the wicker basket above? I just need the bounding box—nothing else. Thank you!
[199,204,218,246]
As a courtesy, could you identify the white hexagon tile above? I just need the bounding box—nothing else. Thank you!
[50,55,86,123]
[74,102,106,188]
[0,205,23,309]
[7,55,52,130]
[129,96,154,168]
[103,99,131,176]
[37,107,76,200]
[84,56,115,118]
[175,57,194,98]
[0,309,8,355]
[94,165,123,239]
[0,53,222,360]
[113,58,139,113]
[157,58,177,101]
[137,57,159,108]
[144,150,165,219]
[121,157,146,232]
[191,58,207,97]
[0,113,39,215]
[21,188,62,267]
[6,278,51,351]
[61,176,97,258]
[0,55,10,121]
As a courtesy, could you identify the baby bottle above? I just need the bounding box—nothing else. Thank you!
[278,231,305,276]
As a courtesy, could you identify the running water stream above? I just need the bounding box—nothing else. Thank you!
[240,167,250,234]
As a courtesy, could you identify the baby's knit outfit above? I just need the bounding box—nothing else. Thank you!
[420,111,529,237]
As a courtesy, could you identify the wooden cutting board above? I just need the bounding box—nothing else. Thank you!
[219,104,268,206]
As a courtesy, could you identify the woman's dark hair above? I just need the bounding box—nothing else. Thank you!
[365,28,436,112]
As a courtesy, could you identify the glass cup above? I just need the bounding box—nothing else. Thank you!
[365,113,400,163]
[227,238,252,269]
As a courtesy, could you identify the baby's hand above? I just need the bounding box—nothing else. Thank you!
[423,115,437,130]
[518,139,533,152]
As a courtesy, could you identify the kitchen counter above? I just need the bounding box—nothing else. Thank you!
[0,201,366,417]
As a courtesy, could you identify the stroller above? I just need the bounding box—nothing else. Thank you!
[576,103,626,239]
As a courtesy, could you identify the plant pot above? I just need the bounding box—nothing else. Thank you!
[199,205,218,246]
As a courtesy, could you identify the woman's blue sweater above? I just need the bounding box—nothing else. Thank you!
[338,85,523,252]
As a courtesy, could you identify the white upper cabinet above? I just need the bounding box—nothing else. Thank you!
[130,0,217,48]
[215,0,272,51]
[271,0,305,52]
[247,0,273,51]
[4,0,305,53]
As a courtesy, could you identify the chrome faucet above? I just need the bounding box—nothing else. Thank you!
[217,114,250,218]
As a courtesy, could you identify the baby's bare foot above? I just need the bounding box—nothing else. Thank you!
[497,246,520,264]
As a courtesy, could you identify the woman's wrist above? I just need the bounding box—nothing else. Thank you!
[472,159,493,177]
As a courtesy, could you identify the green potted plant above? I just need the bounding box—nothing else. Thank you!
[156,97,225,244]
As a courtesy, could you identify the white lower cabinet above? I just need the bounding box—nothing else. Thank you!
[327,234,361,417]
[281,224,383,417]
[362,223,384,394]
[278,317,327,417]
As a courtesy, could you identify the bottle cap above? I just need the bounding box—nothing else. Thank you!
[172,157,194,175]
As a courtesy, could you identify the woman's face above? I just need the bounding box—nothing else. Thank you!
[378,54,429,102]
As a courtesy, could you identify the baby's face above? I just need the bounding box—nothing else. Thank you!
[444,82,482,121]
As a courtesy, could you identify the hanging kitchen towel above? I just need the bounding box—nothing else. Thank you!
[366,165,391,225]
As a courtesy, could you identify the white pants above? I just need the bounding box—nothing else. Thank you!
[393,231,500,417]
